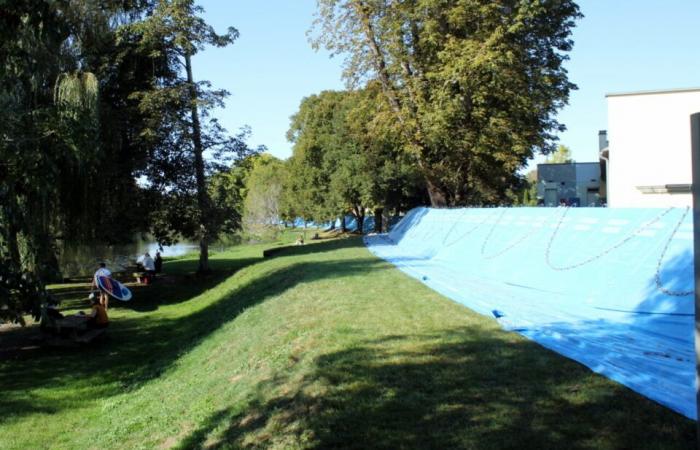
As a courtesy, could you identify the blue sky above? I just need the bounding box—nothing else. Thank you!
[194,0,700,164]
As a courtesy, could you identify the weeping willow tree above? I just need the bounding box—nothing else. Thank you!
[53,71,103,242]
[0,69,101,323]
[0,0,248,321]
[0,1,149,323]
[55,72,99,116]
[0,2,73,321]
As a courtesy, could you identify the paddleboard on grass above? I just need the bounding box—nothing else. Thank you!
[96,275,132,301]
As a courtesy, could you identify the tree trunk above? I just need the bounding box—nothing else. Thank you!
[356,214,365,234]
[355,1,447,209]
[4,197,22,268]
[340,216,347,233]
[374,208,383,233]
[355,1,405,125]
[426,177,448,207]
[353,206,365,234]
[185,52,210,274]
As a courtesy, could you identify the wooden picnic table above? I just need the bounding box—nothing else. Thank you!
[55,315,89,339]
[48,315,106,345]
[56,315,89,329]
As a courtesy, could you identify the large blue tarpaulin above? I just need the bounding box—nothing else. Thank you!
[364,207,696,418]
[330,215,376,233]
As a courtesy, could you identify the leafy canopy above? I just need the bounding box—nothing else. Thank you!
[312,0,582,206]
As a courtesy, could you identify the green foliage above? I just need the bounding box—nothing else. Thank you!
[209,167,246,236]
[0,1,122,317]
[242,154,286,240]
[512,168,538,206]
[0,257,51,324]
[546,144,575,164]
[312,0,582,206]
[124,0,258,272]
[55,72,99,113]
[0,0,254,316]
[285,87,425,231]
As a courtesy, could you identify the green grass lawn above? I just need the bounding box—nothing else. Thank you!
[0,236,694,449]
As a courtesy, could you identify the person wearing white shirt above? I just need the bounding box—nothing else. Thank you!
[141,252,156,274]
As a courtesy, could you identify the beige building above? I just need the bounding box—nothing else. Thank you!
[603,87,700,207]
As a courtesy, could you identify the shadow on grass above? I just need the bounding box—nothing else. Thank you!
[266,237,365,259]
[177,327,695,450]
[48,255,265,313]
[0,237,379,423]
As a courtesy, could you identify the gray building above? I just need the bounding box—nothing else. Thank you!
[537,162,602,206]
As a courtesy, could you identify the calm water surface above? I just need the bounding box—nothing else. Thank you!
[59,239,200,277]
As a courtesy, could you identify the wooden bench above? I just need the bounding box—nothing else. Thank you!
[133,272,154,284]
[44,328,107,347]
[74,328,107,344]
[43,315,107,346]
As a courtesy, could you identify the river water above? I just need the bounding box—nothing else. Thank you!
[59,239,200,277]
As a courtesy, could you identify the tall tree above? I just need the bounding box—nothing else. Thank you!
[0,0,154,320]
[241,155,286,239]
[286,87,424,232]
[312,0,582,206]
[128,0,246,273]
[286,92,341,224]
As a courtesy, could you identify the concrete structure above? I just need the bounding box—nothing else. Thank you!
[537,162,602,207]
[605,87,700,207]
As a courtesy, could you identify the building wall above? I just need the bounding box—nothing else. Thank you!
[537,163,601,206]
[607,89,700,207]
[575,163,602,206]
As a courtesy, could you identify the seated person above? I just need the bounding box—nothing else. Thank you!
[295,235,304,246]
[154,251,163,273]
[141,252,156,276]
[83,297,109,329]
[40,301,64,334]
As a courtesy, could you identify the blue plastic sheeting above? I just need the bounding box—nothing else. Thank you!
[289,218,327,228]
[329,215,403,233]
[364,206,696,418]
[329,215,376,233]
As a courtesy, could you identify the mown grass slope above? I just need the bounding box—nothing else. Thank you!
[0,237,694,449]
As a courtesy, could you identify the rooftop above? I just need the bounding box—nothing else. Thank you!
[606,87,700,98]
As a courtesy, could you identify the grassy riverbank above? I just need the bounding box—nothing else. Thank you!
[0,235,694,449]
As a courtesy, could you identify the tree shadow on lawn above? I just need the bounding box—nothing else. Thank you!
[265,237,366,259]
[0,237,383,423]
[178,327,695,450]
[47,237,363,313]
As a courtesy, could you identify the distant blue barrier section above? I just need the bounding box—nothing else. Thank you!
[329,215,379,233]
[364,206,696,418]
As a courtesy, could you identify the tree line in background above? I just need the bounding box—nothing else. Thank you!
[310,0,582,207]
[248,0,582,233]
[1,0,582,322]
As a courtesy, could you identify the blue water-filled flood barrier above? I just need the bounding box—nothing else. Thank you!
[364,206,695,419]
[328,215,401,233]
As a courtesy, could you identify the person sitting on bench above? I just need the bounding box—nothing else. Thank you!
[155,251,163,274]
[40,301,65,335]
[138,252,156,283]
[84,297,109,329]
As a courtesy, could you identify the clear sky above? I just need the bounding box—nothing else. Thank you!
[194,0,700,164]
